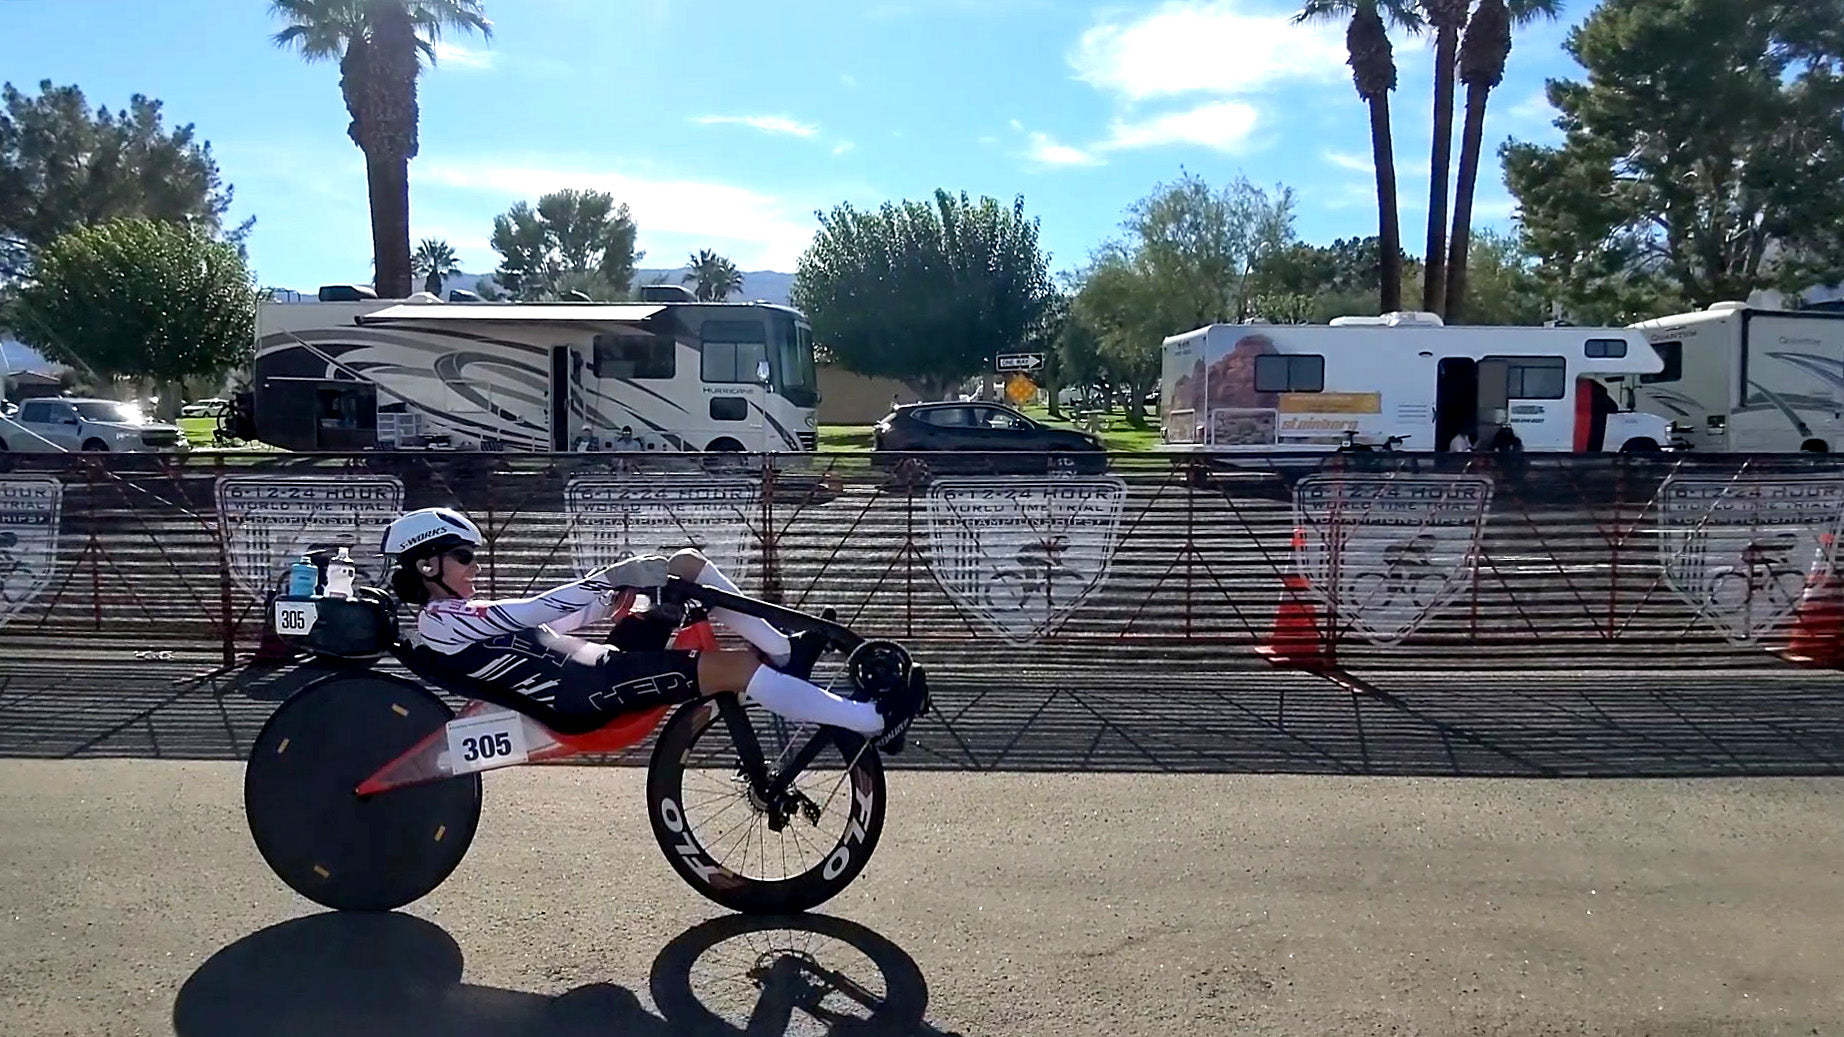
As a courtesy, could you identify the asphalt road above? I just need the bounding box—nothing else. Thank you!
[1,760,1839,1037]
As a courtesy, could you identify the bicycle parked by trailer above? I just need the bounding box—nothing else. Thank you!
[242,562,924,916]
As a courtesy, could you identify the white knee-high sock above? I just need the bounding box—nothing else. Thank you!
[696,561,791,665]
[743,666,883,734]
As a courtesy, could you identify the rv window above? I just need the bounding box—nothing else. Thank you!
[1505,357,1566,399]
[1640,341,1682,384]
[1253,354,1325,393]
[709,396,748,422]
[593,333,676,379]
[701,321,770,384]
[1585,338,1627,358]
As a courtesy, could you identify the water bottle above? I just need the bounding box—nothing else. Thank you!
[324,547,356,599]
[287,555,319,598]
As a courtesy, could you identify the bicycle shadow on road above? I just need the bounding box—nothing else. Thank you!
[172,909,962,1037]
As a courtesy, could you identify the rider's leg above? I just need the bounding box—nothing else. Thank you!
[695,649,885,734]
[669,548,791,665]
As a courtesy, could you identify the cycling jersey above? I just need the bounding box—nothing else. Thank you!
[405,572,702,734]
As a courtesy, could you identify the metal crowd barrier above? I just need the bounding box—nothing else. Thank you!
[3,447,1844,681]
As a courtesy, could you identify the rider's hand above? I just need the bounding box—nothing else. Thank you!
[596,554,670,590]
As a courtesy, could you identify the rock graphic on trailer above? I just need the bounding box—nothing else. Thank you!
[1658,475,1844,643]
[924,477,1127,644]
[215,476,406,599]
[1292,474,1495,646]
[0,476,63,629]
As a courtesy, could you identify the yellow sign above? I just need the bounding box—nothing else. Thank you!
[1006,373,1036,405]
[1276,392,1381,414]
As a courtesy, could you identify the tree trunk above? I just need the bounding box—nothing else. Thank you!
[1443,80,1492,322]
[1423,28,1460,315]
[1369,94,1404,314]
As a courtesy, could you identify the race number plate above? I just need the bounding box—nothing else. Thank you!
[273,599,319,636]
[444,710,530,774]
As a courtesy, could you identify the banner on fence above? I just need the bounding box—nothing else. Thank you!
[924,477,1127,644]
[0,476,63,629]
[1293,474,1495,645]
[1658,476,1844,642]
[214,476,405,599]
[564,476,759,585]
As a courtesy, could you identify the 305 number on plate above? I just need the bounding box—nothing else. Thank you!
[444,710,530,773]
[274,599,318,635]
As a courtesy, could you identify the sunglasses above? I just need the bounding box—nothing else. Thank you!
[445,546,477,565]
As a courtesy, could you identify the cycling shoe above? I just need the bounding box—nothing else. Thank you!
[872,665,931,756]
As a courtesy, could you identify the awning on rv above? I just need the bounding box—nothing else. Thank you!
[354,304,667,325]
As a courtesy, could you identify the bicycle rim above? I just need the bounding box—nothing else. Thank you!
[648,697,885,915]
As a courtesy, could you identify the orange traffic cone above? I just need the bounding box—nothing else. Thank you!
[1255,527,1335,670]
[1783,533,1844,668]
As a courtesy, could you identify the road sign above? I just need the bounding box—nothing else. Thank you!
[1006,373,1036,405]
[995,353,1044,372]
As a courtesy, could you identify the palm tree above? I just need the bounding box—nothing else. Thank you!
[1420,0,1471,315]
[411,237,463,295]
[1442,0,1561,321]
[270,1,492,300]
[682,249,745,302]
[1296,0,1425,313]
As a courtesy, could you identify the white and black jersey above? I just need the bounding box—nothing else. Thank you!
[404,574,702,734]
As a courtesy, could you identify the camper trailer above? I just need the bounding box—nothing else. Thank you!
[1619,302,1844,453]
[1159,312,1672,454]
[249,289,821,453]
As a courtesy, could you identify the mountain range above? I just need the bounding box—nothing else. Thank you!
[432,268,795,307]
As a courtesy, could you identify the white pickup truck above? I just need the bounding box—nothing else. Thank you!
[0,397,188,453]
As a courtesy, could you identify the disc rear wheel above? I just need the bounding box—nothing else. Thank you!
[244,673,481,911]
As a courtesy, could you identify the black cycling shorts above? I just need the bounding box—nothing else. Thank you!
[566,648,704,722]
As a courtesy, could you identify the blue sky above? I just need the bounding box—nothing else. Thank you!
[2,0,1589,291]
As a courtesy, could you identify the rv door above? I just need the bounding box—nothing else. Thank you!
[1476,358,1510,446]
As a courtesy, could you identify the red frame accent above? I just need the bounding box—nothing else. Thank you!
[353,592,719,795]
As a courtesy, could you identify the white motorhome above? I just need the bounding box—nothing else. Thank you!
[1618,302,1844,453]
[1158,312,1672,453]
[250,289,821,453]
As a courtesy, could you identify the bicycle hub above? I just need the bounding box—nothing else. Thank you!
[846,640,911,698]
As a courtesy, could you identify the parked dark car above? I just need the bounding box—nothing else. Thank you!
[870,402,1108,481]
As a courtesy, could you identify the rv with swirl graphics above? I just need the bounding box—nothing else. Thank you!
[1158,312,1672,454]
[1618,302,1844,453]
[249,288,820,454]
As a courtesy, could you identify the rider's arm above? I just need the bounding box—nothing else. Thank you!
[416,557,665,651]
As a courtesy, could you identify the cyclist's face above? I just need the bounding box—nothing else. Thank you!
[438,546,479,598]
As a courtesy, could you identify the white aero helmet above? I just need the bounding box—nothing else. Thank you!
[382,506,484,561]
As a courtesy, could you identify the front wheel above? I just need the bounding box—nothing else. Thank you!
[647,695,887,914]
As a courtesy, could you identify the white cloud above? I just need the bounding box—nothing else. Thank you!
[1098,100,1260,154]
[840,73,858,89]
[432,41,492,71]
[1025,131,1102,167]
[1324,149,1373,174]
[416,160,820,269]
[1071,0,1346,103]
[1321,148,1431,177]
[689,114,820,138]
[832,140,856,156]
[1505,90,1555,124]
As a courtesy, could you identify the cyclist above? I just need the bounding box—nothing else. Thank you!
[381,506,926,751]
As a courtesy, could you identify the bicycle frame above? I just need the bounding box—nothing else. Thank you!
[352,577,869,798]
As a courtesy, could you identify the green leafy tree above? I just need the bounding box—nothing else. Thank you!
[1442,0,1561,320]
[791,189,1053,401]
[488,188,641,300]
[410,237,462,294]
[0,80,248,284]
[682,248,744,302]
[1449,228,1548,324]
[1504,0,1844,319]
[1294,0,1424,312]
[1068,172,1297,427]
[8,219,257,397]
[270,0,492,299]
